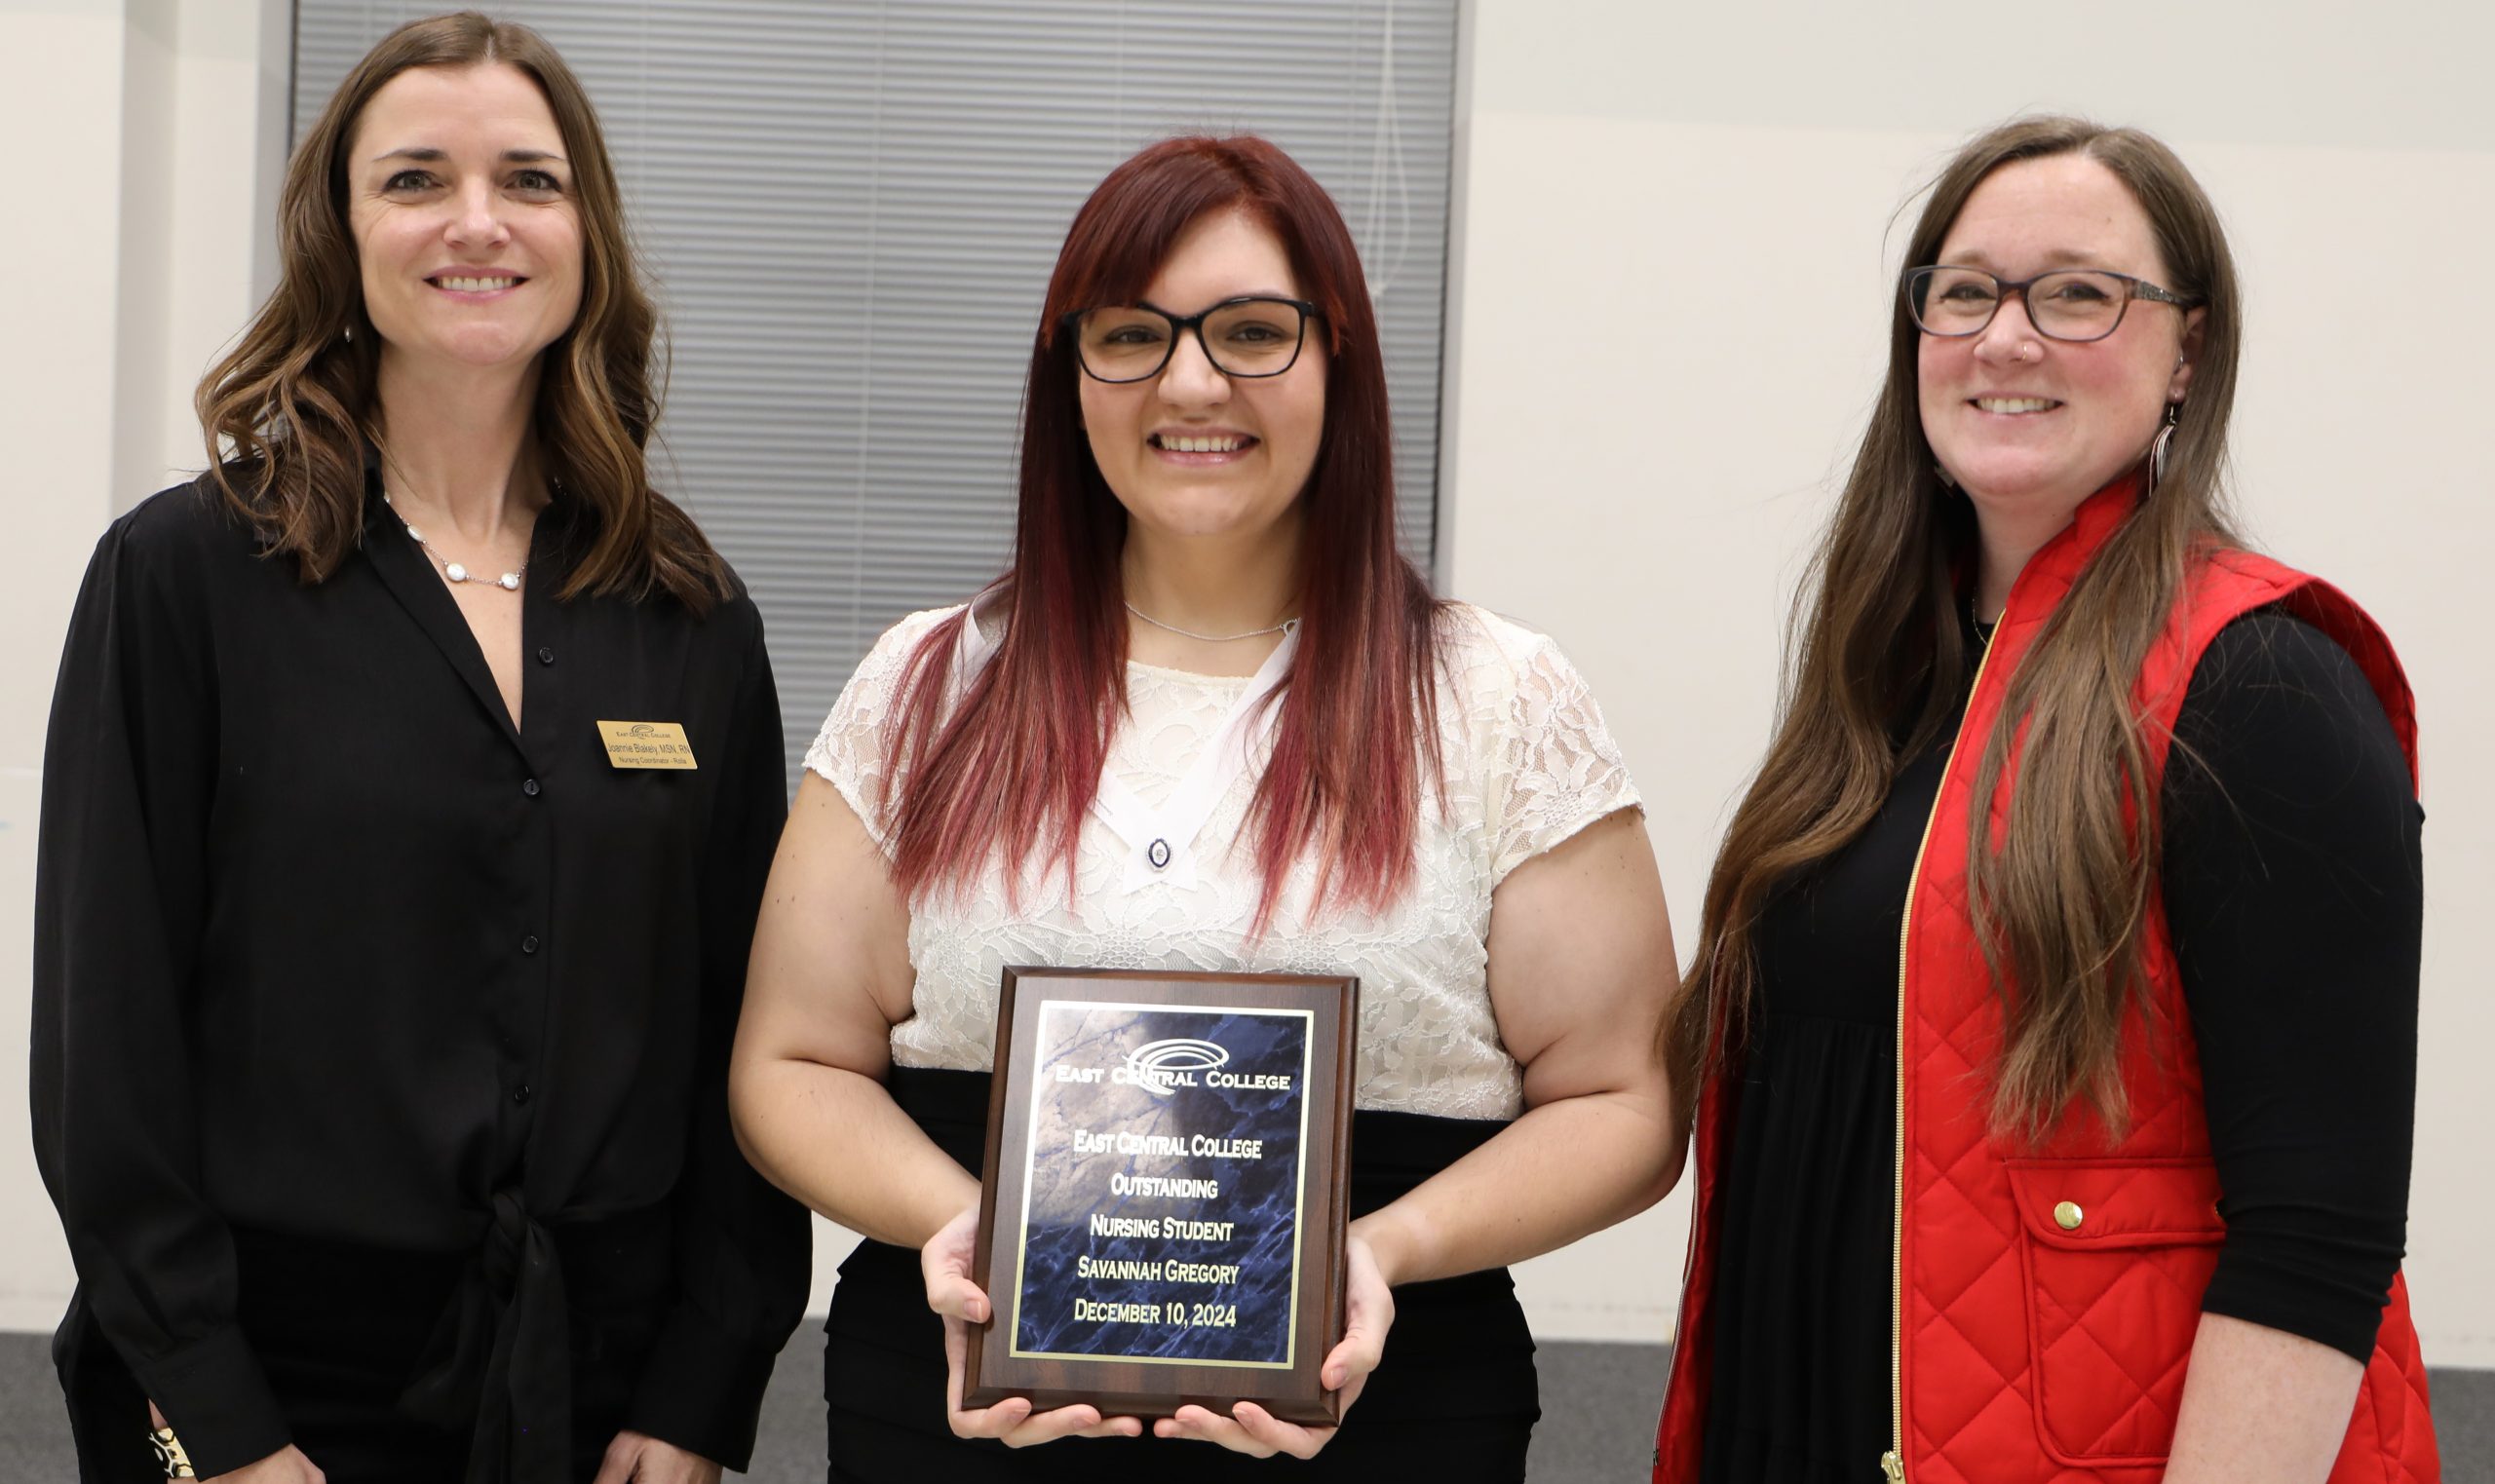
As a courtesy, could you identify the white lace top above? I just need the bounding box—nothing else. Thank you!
[803,600,1642,1120]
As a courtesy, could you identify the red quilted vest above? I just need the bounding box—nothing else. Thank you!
[1654,482,2439,1482]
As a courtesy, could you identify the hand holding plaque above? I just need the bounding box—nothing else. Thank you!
[960,968,1360,1428]
[925,1206,1147,1446]
[1150,1231,1395,1458]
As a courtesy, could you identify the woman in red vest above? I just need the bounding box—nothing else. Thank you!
[1652,118,2438,1482]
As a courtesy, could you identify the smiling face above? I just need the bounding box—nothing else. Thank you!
[345,63,584,376]
[1919,154,2202,523]
[1077,208,1327,549]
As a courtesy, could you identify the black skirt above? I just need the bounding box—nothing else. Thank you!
[822,1067,1541,1483]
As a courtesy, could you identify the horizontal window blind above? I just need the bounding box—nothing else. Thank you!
[295,1,1459,782]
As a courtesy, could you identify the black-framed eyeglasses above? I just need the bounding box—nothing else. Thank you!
[1904,265,2198,343]
[1062,296,1320,383]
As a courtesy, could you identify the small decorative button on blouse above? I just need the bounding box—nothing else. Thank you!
[522,778,541,797]
[1147,838,1172,870]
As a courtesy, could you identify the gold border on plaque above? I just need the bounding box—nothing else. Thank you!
[1006,998,1317,1371]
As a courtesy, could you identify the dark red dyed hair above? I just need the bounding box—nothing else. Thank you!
[882,134,1445,927]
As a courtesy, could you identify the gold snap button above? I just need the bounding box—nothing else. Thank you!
[2054,1200,2084,1231]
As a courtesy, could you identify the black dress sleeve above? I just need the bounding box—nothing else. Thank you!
[29,490,295,1473]
[624,600,812,1467]
[2163,609,2422,1364]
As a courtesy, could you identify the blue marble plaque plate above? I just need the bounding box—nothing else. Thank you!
[1008,1001,1314,1369]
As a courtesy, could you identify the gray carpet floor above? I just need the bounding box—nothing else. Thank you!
[2,1327,2484,1480]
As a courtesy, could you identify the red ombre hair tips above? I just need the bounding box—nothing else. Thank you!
[880,134,1445,930]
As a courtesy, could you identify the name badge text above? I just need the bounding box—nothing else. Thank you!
[597,720,698,770]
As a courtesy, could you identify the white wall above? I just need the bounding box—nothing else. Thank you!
[5,0,2489,1379]
[0,0,288,1330]
[1453,2,2495,1366]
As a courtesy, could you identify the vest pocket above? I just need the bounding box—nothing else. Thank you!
[2001,1157,2225,1467]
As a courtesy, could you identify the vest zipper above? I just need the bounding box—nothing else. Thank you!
[1885,598,2010,1484]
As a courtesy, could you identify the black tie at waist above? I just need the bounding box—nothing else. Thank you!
[390,1192,671,1482]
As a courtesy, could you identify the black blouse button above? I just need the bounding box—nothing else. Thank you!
[522,778,541,797]
[512,1084,532,1105]
[536,647,555,666]
[520,935,539,955]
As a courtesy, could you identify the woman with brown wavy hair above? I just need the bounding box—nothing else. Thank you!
[32,13,807,1484]
[1649,117,2439,1483]
[730,134,1683,1481]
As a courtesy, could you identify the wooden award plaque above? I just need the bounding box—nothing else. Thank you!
[962,967,1359,1425]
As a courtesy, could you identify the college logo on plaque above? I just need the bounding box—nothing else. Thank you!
[965,968,1358,1424]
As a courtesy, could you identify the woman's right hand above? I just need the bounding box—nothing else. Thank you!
[923,1205,1143,1447]
[151,1401,324,1484]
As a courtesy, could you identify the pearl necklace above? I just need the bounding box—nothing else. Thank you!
[1124,601,1297,644]
[375,443,529,592]
[382,495,528,590]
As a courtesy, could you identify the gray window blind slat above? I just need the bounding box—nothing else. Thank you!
[295,1,1458,785]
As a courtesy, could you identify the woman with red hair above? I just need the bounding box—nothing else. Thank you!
[730,135,1684,1479]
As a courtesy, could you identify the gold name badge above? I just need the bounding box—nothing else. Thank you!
[597,720,698,770]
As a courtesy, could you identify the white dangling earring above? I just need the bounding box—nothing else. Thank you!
[342,323,355,345]
[2150,401,2180,491]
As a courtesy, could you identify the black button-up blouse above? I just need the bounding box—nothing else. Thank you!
[30,475,810,1477]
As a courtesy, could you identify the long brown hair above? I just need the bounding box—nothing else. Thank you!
[195,11,727,611]
[884,135,1445,928]
[1669,117,2244,1140]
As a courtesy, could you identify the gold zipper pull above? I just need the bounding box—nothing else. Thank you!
[1880,1449,1905,1483]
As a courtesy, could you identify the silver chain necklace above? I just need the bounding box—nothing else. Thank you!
[1970,595,1998,651]
[1124,601,1297,644]
[376,444,529,592]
